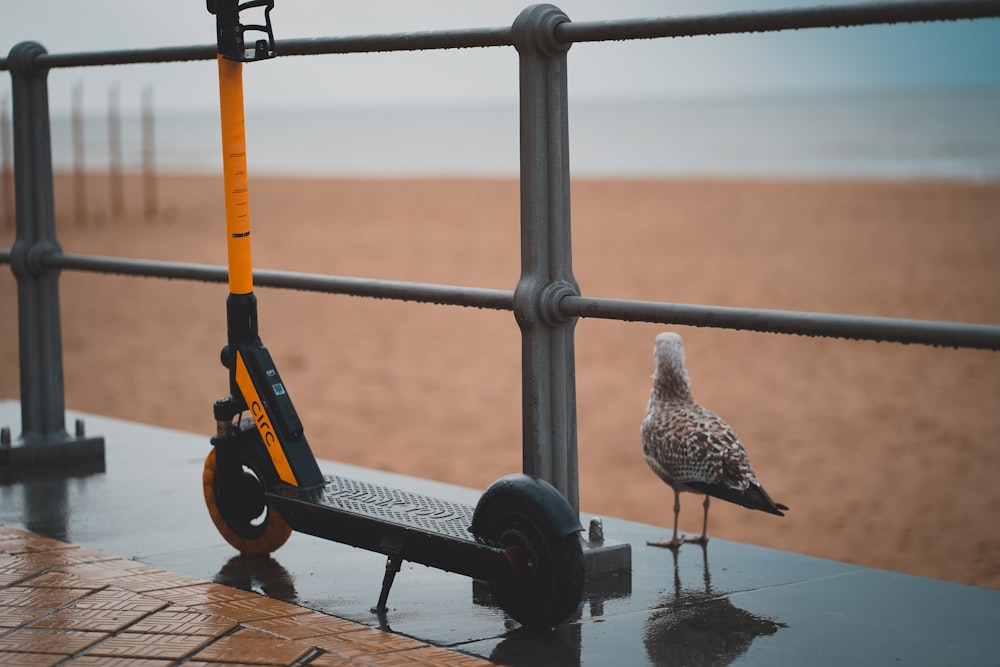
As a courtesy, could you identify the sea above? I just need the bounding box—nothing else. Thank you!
[42,87,1000,181]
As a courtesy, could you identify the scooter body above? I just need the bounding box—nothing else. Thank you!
[206,299,585,629]
[202,1,585,630]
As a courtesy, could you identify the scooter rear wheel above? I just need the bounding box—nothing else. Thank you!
[203,448,292,555]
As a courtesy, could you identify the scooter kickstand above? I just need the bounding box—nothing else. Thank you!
[371,554,404,615]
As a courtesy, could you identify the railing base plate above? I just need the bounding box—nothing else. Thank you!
[583,537,632,580]
[0,435,106,470]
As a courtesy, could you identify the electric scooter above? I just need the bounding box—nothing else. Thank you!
[201,0,585,630]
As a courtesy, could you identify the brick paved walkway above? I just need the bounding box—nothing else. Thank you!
[0,525,494,666]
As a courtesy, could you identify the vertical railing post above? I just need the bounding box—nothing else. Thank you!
[511,5,580,512]
[512,7,632,578]
[1,41,104,469]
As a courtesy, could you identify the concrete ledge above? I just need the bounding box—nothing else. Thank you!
[2,400,998,666]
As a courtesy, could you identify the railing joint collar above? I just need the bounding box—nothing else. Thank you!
[10,239,62,279]
[514,278,579,329]
[512,4,572,56]
[539,280,579,327]
[7,41,49,78]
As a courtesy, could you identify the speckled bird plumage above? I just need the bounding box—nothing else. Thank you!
[642,332,787,548]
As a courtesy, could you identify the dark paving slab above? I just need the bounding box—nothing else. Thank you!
[2,400,999,666]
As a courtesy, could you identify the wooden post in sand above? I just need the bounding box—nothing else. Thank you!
[71,82,86,226]
[141,85,157,221]
[107,84,123,222]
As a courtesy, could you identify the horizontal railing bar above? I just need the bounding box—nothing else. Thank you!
[5,27,514,70]
[0,28,513,71]
[3,248,996,350]
[31,45,217,69]
[276,27,514,56]
[255,267,513,310]
[563,295,1000,350]
[34,252,514,311]
[2,1,996,71]
[558,1,1000,43]
[47,252,228,283]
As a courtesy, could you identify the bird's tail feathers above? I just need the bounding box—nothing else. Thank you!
[686,481,788,516]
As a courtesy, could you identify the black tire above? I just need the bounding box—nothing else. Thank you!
[475,488,584,629]
[203,448,292,555]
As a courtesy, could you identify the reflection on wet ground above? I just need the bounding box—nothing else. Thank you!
[2,402,999,666]
[475,544,787,667]
[214,554,300,603]
[642,545,785,666]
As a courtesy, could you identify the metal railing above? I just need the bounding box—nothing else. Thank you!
[2,2,1000,511]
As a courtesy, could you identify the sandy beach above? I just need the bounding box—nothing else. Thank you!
[2,172,999,589]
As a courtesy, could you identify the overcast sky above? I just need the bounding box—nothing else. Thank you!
[3,1,999,115]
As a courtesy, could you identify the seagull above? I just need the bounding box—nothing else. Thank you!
[641,332,788,549]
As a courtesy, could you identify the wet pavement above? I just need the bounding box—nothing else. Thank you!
[2,400,999,666]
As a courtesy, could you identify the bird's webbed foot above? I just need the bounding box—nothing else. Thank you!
[646,537,685,550]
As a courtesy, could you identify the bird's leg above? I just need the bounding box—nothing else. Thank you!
[647,489,685,549]
[684,495,711,545]
[700,540,711,594]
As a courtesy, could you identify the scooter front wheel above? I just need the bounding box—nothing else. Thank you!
[203,448,292,555]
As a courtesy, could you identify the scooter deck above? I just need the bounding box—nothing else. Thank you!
[267,474,506,582]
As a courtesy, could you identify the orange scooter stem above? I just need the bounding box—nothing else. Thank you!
[217,55,254,297]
